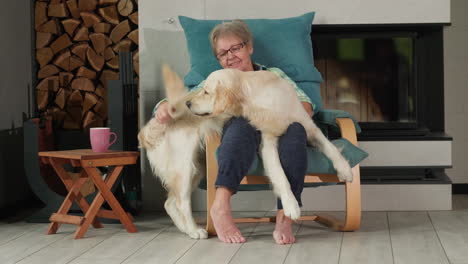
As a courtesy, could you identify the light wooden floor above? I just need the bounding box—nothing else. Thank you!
[1,195,468,264]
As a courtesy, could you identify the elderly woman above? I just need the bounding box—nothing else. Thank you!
[154,20,314,245]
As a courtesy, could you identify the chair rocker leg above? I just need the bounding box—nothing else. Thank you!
[206,193,216,236]
[315,165,361,231]
[205,134,220,236]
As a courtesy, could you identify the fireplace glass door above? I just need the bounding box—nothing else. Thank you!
[313,31,418,133]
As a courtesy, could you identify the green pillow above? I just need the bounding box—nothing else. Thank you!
[314,109,362,134]
[179,13,323,87]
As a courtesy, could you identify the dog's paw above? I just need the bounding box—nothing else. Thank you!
[187,228,208,239]
[282,198,301,220]
[336,161,353,182]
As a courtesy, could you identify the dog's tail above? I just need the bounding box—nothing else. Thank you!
[161,64,189,119]
[162,64,187,102]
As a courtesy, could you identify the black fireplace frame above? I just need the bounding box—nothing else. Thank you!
[311,23,449,140]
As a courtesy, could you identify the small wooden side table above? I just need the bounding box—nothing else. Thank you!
[39,149,139,239]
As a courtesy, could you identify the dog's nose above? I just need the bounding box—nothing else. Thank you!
[186,101,192,108]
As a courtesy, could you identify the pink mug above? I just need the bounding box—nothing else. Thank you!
[90,127,117,152]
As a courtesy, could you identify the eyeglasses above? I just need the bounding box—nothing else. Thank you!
[216,42,247,60]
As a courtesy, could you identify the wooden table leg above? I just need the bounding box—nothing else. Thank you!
[47,158,88,234]
[84,165,138,234]
[73,165,122,239]
[49,158,103,229]
[74,165,137,238]
[76,170,103,228]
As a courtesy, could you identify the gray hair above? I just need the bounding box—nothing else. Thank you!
[209,20,253,56]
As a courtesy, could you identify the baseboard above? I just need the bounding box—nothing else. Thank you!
[300,184,452,211]
[0,196,43,221]
[452,183,468,194]
[189,183,452,211]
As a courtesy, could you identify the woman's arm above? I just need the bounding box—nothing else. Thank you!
[302,102,313,117]
[267,67,315,117]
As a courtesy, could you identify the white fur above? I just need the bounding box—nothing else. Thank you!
[188,69,353,220]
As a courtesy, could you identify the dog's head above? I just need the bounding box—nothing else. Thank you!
[186,69,245,117]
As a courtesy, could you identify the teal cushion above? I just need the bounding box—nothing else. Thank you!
[199,138,368,191]
[179,13,323,87]
[314,109,362,134]
[247,138,367,175]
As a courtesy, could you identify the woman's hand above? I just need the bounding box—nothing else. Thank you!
[155,101,173,124]
[301,102,313,118]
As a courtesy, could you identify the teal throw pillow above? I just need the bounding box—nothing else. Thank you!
[179,13,323,87]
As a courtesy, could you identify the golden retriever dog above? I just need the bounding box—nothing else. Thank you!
[138,66,227,239]
[186,68,353,220]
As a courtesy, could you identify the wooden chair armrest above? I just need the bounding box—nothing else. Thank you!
[336,118,358,146]
[205,132,222,153]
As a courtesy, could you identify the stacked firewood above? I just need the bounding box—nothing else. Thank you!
[35,0,139,129]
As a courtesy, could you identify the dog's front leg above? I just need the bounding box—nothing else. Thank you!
[260,133,301,220]
[165,192,207,239]
[169,168,208,239]
[164,193,188,232]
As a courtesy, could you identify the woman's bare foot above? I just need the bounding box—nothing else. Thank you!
[211,187,246,243]
[273,209,296,244]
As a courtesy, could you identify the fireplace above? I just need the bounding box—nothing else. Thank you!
[310,24,452,184]
[312,24,446,139]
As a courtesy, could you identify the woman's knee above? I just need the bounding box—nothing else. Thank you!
[221,117,259,147]
[217,118,258,188]
[278,122,308,174]
[223,117,255,134]
[279,122,307,148]
[287,122,307,139]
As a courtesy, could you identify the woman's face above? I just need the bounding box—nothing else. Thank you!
[214,34,254,72]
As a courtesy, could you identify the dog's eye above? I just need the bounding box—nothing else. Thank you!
[204,90,209,95]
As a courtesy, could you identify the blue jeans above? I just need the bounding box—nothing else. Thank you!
[215,117,307,209]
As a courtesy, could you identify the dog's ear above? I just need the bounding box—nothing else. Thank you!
[162,64,187,102]
[213,81,244,115]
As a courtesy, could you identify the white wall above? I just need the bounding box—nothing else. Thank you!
[145,0,450,31]
[444,0,468,184]
[139,0,455,211]
[0,0,33,208]
[0,0,33,130]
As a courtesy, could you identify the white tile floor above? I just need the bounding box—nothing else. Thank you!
[1,195,468,264]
